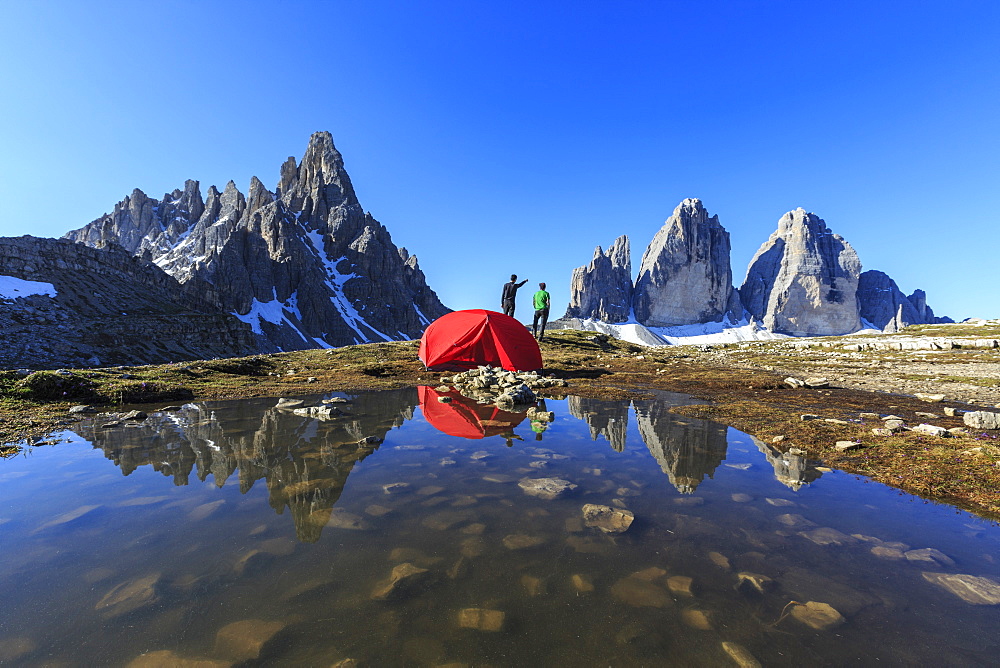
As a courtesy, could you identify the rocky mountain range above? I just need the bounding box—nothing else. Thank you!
[64,131,449,352]
[562,199,949,336]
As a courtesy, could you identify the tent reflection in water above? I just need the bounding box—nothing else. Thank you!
[418,309,543,372]
[418,386,528,442]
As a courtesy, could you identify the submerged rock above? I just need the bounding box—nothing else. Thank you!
[371,563,432,601]
[518,477,578,500]
[95,573,161,618]
[214,619,286,662]
[582,504,634,534]
[921,572,1000,604]
[789,601,845,630]
[457,607,505,632]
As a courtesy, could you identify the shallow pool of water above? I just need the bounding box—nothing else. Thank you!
[1,388,998,666]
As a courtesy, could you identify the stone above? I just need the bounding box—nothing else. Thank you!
[799,527,858,546]
[365,504,392,517]
[964,411,1000,430]
[214,619,286,661]
[904,548,955,566]
[944,407,962,417]
[95,573,161,618]
[610,575,671,608]
[915,411,939,419]
[707,551,731,569]
[859,412,880,420]
[517,477,578,500]
[912,424,949,438]
[789,601,845,630]
[326,509,369,530]
[871,546,906,560]
[921,572,1000,605]
[633,198,740,326]
[731,493,753,503]
[765,498,796,507]
[884,419,906,432]
[721,641,762,668]
[740,208,861,336]
[563,235,634,323]
[784,377,805,389]
[681,608,713,630]
[68,405,96,414]
[371,563,432,601]
[521,575,546,596]
[383,483,410,495]
[571,573,595,594]
[777,513,815,528]
[735,572,774,595]
[804,377,829,388]
[835,441,862,451]
[127,650,229,667]
[666,575,694,596]
[457,608,505,631]
[582,504,634,534]
[0,638,36,663]
[502,534,545,550]
[915,393,946,403]
[800,414,821,421]
[871,428,893,437]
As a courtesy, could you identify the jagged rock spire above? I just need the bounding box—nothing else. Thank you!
[740,208,861,336]
[563,235,633,323]
[633,198,739,327]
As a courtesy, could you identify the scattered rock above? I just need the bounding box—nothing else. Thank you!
[784,377,805,389]
[518,477,578,500]
[964,411,1000,430]
[871,428,893,437]
[912,424,949,438]
[502,534,545,550]
[789,601,845,630]
[921,572,1000,605]
[127,650,229,667]
[800,414,821,421]
[383,483,410,495]
[571,573,595,594]
[915,393,946,403]
[610,575,671,608]
[804,377,829,389]
[835,441,862,452]
[776,513,815,528]
[94,573,161,618]
[871,546,906,560]
[582,504,634,534]
[214,619,286,662]
[731,493,753,503]
[681,608,713,630]
[457,608,505,631]
[371,563,432,601]
[735,572,774,595]
[904,547,955,566]
[721,641,762,668]
[666,575,694,596]
[765,498,796,507]
[883,419,906,432]
[708,551,731,569]
[799,527,858,546]
[68,405,96,414]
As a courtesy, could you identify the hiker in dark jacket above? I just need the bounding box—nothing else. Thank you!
[501,274,528,317]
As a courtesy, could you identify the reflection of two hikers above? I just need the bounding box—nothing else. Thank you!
[501,274,551,341]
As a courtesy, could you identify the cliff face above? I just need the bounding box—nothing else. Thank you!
[64,132,449,351]
[739,208,862,336]
[633,199,739,327]
[0,236,258,368]
[563,235,633,323]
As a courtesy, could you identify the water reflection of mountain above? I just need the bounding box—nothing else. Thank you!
[750,436,822,490]
[71,389,418,542]
[632,400,730,494]
[566,396,629,452]
[568,395,729,494]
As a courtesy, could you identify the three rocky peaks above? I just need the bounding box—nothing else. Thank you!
[64,131,449,351]
[565,198,947,335]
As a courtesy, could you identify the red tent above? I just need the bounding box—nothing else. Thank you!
[419,309,543,372]
[418,386,527,439]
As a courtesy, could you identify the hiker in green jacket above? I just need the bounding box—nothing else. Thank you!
[532,282,550,341]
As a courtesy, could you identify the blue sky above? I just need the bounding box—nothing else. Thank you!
[2,0,998,320]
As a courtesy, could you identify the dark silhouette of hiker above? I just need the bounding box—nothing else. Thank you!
[501,274,528,317]
[532,282,551,340]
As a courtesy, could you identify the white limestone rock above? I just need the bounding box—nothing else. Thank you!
[633,198,740,326]
[740,208,861,336]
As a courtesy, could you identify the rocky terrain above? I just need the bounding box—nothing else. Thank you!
[563,199,950,337]
[64,131,449,352]
[0,236,257,368]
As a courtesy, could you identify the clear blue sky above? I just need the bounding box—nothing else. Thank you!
[2,0,998,321]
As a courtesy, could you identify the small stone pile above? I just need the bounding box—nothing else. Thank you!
[439,366,567,409]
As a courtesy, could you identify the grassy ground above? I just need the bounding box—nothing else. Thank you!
[2,329,998,520]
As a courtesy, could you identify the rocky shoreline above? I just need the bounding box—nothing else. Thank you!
[1,324,998,519]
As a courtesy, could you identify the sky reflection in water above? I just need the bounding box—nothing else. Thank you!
[0,388,998,666]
